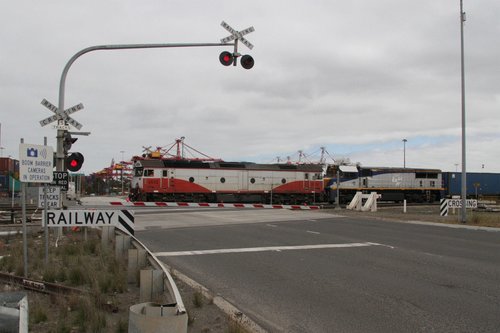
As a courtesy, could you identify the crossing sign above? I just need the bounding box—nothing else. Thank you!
[39,98,84,130]
[220,21,255,50]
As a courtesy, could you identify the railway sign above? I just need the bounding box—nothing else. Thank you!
[42,209,135,235]
[39,98,84,130]
[220,21,255,50]
[448,199,477,209]
[19,143,54,183]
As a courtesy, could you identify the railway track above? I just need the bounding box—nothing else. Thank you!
[0,203,41,224]
[0,271,87,296]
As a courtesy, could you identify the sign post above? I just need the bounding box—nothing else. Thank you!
[19,141,54,276]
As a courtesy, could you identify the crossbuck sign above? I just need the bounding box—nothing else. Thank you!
[39,98,84,130]
[220,21,255,50]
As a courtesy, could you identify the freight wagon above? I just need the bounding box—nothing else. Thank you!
[442,172,500,198]
[0,158,20,198]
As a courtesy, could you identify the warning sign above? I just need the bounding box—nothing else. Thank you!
[447,199,478,209]
[42,210,134,235]
[38,187,61,208]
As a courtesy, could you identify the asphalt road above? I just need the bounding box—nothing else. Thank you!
[135,209,500,333]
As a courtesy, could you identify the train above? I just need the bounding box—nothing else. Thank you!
[324,165,443,203]
[129,158,324,204]
[128,157,500,204]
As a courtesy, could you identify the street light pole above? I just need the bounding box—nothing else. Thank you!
[460,0,467,223]
[55,42,235,173]
[120,150,125,195]
[402,138,407,168]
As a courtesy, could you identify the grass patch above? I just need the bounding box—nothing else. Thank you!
[30,299,48,325]
[0,229,133,333]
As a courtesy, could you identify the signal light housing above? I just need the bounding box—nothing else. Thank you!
[66,152,84,172]
[240,55,254,69]
[63,132,78,155]
[219,51,234,66]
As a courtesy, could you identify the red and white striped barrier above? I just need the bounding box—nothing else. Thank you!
[109,201,320,210]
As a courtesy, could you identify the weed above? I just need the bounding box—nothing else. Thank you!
[193,289,204,308]
[30,300,48,324]
[83,239,98,255]
[42,266,57,283]
[187,309,195,326]
[68,266,87,286]
[116,319,128,333]
[56,267,67,282]
[227,316,250,333]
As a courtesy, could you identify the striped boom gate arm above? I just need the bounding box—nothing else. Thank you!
[109,201,320,210]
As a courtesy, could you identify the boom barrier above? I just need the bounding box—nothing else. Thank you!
[109,201,321,210]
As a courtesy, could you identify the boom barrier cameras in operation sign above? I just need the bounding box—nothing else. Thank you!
[19,144,54,183]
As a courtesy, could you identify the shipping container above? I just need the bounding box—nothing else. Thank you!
[0,174,21,193]
[443,172,500,197]
[9,176,21,192]
[0,157,17,174]
[0,174,7,192]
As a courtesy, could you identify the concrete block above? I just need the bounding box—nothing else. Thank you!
[115,234,131,259]
[140,269,164,303]
[128,248,147,284]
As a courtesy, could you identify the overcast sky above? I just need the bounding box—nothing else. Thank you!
[1,1,499,174]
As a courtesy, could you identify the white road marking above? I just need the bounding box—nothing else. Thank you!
[306,230,320,235]
[154,242,390,257]
[266,224,278,228]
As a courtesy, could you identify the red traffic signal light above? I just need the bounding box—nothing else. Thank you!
[219,51,234,66]
[66,152,84,172]
[240,55,254,69]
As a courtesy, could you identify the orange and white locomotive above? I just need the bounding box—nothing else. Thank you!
[129,158,325,204]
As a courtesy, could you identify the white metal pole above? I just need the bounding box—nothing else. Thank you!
[460,0,467,223]
[20,138,28,277]
[44,136,49,264]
